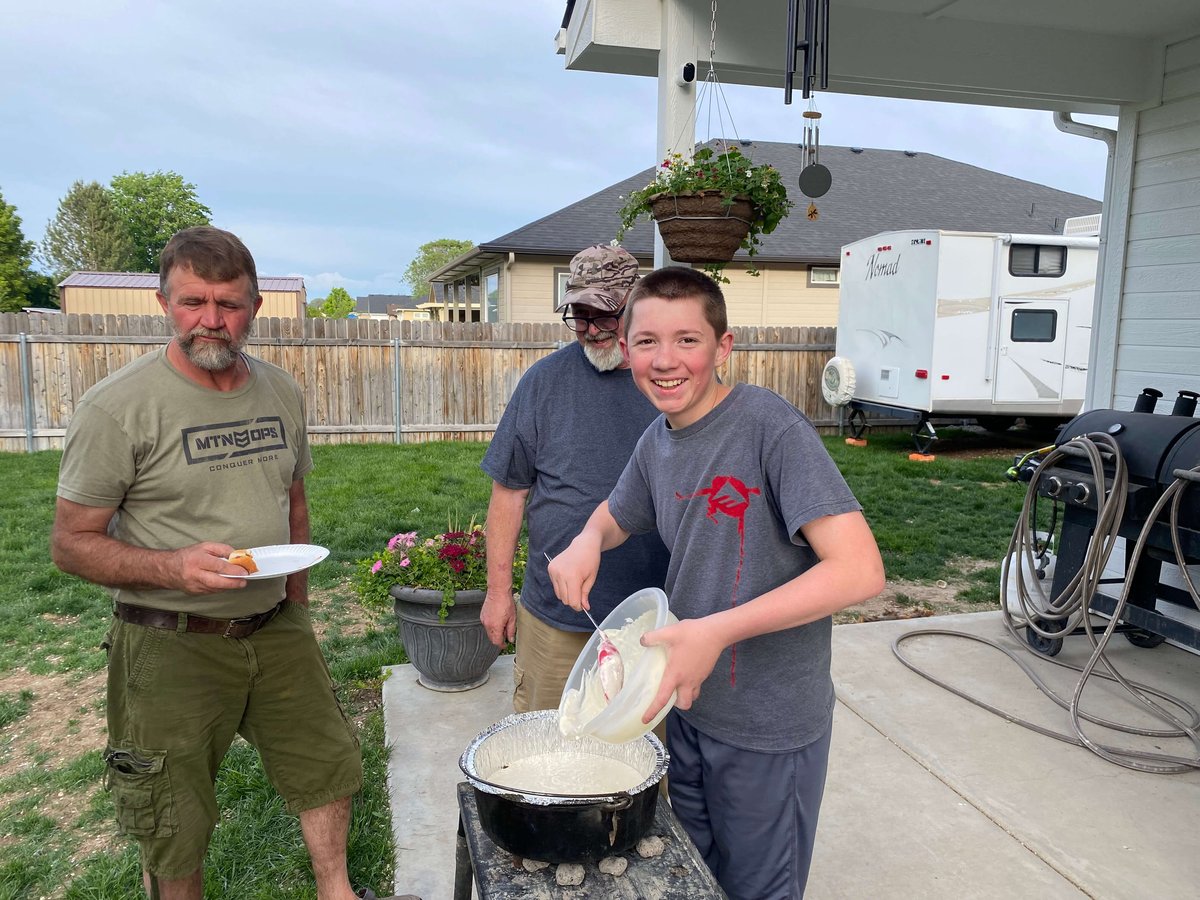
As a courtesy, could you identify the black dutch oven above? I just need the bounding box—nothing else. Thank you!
[459,709,668,863]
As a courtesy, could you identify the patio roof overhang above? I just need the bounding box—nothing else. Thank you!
[429,249,507,284]
[558,0,1200,115]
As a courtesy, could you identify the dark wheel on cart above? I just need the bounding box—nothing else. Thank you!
[1124,627,1167,649]
[1025,616,1064,657]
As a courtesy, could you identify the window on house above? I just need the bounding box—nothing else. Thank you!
[1011,309,1057,342]
[484,270,500,322]
[1009,244,1066,277]
[553,268,570,311]
[808,266,840,287]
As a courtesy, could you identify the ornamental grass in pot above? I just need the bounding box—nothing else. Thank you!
[616,144,792,281]
[356,525,527,692]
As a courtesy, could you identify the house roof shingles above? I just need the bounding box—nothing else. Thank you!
[466,141,1102,266]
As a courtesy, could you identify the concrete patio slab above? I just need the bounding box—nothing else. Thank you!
[381,611,1200,899]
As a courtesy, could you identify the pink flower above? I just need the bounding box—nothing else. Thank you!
[400,557,411,567]
[387,531,418,550]
[370,560,383,574]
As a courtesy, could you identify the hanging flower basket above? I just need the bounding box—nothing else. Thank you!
[616,145,792,280]
[648,191,753,264]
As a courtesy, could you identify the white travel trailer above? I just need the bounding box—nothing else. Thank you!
[822,219,1100,450]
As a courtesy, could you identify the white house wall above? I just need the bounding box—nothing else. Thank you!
[1103,34,1200,411]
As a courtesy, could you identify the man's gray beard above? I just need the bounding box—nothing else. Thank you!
[582,332,623,372]
[176,327,245,371]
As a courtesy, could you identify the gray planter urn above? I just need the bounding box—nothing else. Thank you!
[391,586,500,692]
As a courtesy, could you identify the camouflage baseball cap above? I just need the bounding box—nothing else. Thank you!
[556,244,640,312]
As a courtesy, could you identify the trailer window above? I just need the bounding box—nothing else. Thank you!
[1009,244,1066,277]
[1011,309,1057,342]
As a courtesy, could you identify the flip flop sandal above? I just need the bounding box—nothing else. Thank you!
[355,889,421,900]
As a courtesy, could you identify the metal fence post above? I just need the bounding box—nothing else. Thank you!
[393,335,403,444]
[19,332,35,452]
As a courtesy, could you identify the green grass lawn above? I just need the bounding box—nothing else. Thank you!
[0,431,1035,898]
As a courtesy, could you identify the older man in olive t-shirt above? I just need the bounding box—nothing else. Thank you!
[50,226,415,900]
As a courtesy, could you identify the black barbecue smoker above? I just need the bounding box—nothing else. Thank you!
[1014,387,1200,656]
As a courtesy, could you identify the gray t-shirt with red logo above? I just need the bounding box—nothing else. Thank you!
[57,347,312,618]
[607,382,862,752]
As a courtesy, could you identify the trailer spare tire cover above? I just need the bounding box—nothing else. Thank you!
[822,357,856,406]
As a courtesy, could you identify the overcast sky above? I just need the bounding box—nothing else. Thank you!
[1,1,1112,299]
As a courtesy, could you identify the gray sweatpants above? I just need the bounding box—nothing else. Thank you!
[666,710,833,900]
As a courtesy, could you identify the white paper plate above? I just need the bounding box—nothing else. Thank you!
[219,544,330,580]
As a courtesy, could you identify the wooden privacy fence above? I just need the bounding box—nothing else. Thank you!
[0,312,841,453]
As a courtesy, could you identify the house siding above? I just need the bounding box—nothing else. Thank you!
[506,256,569,323]
[502,257,841,326]
[1110,33,1200,409]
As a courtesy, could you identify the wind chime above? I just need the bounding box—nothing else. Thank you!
[799,100,831,220]
[786,0,832,220]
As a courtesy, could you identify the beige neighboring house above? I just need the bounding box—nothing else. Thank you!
[353,293,432,321]
[430,140,1100,327]
[58,272,307,318]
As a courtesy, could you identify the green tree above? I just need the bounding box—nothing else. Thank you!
[403,238,473,300]
[40,180,136,278]
[110,170,212,272]
[309,286,356,318]
[24,273,59,309]
[0,188,36,312]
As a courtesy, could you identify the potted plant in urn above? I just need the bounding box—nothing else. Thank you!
[356,525,526,692]
[616,144,792,281]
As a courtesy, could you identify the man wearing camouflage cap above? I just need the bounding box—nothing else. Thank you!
[480,245,670,712]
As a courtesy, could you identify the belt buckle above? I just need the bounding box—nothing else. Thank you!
[223,615,258,638]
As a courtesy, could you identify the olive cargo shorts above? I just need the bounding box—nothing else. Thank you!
[102,601,363,880]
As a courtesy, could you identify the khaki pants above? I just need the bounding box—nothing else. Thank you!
[513,601,590,714]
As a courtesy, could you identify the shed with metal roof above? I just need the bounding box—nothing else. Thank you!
[57,272,307,318]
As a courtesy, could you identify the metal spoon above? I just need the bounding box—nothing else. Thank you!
[545,552,625,699]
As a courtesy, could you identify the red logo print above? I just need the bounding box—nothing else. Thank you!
[676,476,761,684]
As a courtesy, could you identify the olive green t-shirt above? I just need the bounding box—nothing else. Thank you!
[57,347,313,618]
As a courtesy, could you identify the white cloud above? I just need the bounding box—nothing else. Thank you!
[1,0,1110,289]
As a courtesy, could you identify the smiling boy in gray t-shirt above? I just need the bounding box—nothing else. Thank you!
[548,266,885,900]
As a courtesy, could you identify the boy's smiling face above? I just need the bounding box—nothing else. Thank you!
[622,294,734,429]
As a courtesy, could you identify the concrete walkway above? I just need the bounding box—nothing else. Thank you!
[381,611,1200,898]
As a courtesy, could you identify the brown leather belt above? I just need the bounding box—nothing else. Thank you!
[113,600,285,639]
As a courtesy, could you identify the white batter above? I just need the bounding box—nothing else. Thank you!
[559,608,666,738]
[484,750,645,794]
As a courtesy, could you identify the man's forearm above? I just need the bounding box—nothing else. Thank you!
[286,479,311,604]
[485,483,528,593]
[51,530,178,592]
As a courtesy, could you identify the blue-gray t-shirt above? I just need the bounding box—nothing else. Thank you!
[608,383,862,752]
[481,342,669,630]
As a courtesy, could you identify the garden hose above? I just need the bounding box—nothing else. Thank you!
[1004,444,1055,483]
[893,434,1200,774]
